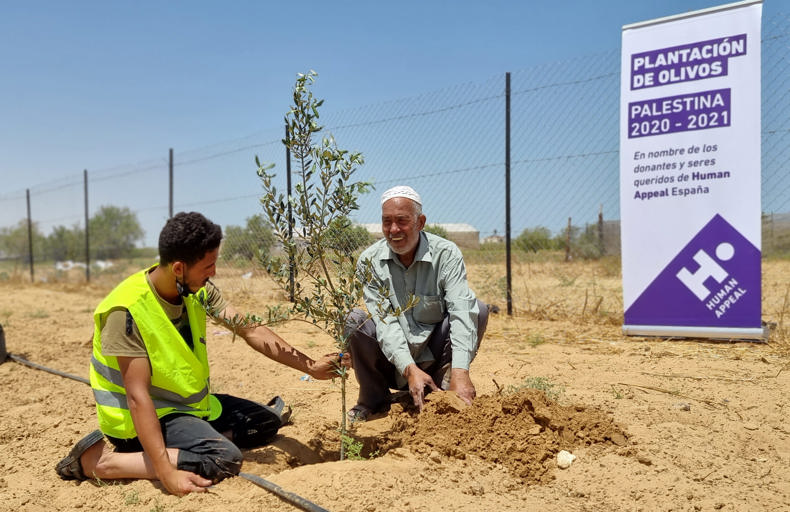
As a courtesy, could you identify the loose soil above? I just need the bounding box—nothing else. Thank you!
[1,259,789,511]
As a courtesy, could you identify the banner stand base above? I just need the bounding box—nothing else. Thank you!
[622,324,768,341]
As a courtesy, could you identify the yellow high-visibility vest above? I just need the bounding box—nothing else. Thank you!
[89,266,221,439]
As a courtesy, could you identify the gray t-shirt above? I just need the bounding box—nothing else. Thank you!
[100,272,226,358]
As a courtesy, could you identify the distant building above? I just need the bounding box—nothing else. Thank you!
[481,235,505,244]
[359,222,480,249]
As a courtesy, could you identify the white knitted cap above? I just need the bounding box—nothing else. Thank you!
[381,185,421,205]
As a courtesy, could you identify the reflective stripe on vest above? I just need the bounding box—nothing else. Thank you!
[89,266,219,439]
[92,389,205,413]
[91,355,209,405]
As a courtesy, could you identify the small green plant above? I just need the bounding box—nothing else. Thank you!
[557,273,578,287]
[91,476,130,508]
[610,385,624,399]
[508,376,565,401]
[149,502,165,512]
[124,489,140,505]
[27,309,49,319]
[341,434,365,460]
[341,433,378,460]
[527,332,545,347]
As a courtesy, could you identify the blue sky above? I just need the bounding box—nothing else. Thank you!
[0,0,778,243]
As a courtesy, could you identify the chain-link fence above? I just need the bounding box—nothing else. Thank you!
[2,13,790,311]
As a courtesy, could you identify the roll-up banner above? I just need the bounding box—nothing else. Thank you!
[620,0,765,340]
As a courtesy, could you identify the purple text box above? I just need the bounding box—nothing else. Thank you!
[631,35,746,90]
[627,88,731,139]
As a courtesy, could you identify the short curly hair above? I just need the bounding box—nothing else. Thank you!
[158,212,222,265]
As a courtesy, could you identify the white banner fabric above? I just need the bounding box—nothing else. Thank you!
[620,1,763,337]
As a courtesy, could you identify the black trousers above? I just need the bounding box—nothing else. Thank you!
[344,299,489,412]
[106,394,279,482]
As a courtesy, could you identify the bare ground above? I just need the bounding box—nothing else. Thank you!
[1,259,789,511]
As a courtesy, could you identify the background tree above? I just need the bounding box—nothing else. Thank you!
[0,219,46,267]
[554,223,602,260]
[89,205,144,259]
[423,224,448,239]
[246,213,277,259]
[572,223,604,260]
[221,225,248,261]
[515,226,557,253]
[323,216,373,253]
[221,214,276,262]
[46,224,85,262]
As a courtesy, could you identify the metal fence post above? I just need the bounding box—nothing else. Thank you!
[26,189,34,283]
[285,124,295,303]
[598,204,604,256]
[0,323,6,362]
[84,169,90,282]
[505,72,513,316]
[169,148,174,219]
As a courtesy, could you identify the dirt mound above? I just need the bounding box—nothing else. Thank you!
[295,389,629,485]
[373,389,628,484]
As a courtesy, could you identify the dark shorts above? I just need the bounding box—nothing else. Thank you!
[106,394,282,482]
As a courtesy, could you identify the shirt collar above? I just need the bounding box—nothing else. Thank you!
[382,231,431,268]
[414,232,431,262]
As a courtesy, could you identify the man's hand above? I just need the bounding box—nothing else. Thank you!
[160,467,213,496]
[404,363,439,412]
[448,368,476,405]
[308,352,352,380]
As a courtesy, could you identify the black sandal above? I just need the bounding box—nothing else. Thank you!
[55,430,104,480]
[347,403,390,424]
[265,396,292,426]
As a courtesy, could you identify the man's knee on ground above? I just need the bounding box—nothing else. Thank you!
[182,440,243,482]
[204,446,243,482]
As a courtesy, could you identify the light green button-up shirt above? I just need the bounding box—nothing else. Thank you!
[356,231,479,377]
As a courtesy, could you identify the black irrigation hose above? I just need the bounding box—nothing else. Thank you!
[239,472,330,512]
[6,353,90,385]
[0,328,330,512]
